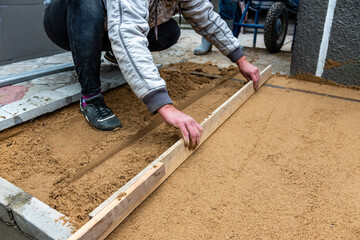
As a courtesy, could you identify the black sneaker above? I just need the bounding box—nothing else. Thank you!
[104,50,117,64]
[80,95,122,131]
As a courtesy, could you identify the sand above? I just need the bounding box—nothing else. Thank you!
[106,75,360,239]
[0,62,241,229]
[1,64,360,238]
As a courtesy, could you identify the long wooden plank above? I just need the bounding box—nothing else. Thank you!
[68,65,272,240]
[68,162,165,240]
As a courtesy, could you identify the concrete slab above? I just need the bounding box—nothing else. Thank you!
[0,65,127,131]
[0,90,69,126]
[0,86,29,105]
[0,53,72,78]
[0,177,23,224]
[54,83,82,104]
[0,109,15,132]
[10,196,73,240]
[21,71,78,100]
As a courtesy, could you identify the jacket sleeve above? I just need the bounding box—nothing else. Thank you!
[106,0,172,113]
[181,0,244,62]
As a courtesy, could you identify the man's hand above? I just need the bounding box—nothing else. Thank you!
[158,104,204,149]
[236,56,260,89]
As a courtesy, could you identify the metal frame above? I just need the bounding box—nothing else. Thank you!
[0,63,75,88]
[233,0,298,48]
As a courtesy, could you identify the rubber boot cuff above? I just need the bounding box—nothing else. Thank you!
[193,37,212,55]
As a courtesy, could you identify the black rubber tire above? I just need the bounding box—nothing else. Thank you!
[264,2,288,53]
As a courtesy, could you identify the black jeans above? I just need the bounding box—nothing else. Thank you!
[43,0,180,96]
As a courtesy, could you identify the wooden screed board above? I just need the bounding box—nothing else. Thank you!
[68,65,273,240]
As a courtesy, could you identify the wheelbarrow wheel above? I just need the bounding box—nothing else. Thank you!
[264,2,288,53]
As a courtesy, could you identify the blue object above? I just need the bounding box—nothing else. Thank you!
[233,0,264,47]
[233,0,299,48]
[219,0,238,20]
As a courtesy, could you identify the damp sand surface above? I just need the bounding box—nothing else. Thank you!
[0,62,242,229]
[2,65,360,238]
[107,75,360,239]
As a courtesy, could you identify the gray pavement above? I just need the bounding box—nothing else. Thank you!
[0,221,31,240]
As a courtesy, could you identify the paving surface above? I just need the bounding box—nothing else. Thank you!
[0,220,30,240]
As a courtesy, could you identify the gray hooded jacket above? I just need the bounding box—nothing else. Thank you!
[105,0,244,113]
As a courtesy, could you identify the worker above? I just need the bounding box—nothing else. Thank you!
[43,0,259,149]
[194,0,242,55]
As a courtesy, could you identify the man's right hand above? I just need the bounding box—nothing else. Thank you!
[236,56,260,89]
[158,104,204,149]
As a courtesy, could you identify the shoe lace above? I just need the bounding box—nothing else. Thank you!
[91,98,113,118]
